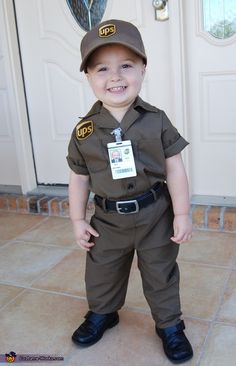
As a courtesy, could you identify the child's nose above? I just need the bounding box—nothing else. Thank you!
[110,69,121,81]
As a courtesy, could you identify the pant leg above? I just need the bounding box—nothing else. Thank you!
[137,242,182,328]
[85,205,135,314]
[86,248,134,313]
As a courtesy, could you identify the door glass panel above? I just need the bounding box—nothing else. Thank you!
[66,0,107,31]
[202,0,236,39]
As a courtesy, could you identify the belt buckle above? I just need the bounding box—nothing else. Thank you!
[116,200,139,214]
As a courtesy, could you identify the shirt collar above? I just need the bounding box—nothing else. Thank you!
[133,96,159,113]
[83,100,103,118]
[79,97,160,131]
[83,97,159,118]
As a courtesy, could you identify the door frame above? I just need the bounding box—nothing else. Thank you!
[168,1,191,185]
[3,0,36,194]
[4,0,190,194]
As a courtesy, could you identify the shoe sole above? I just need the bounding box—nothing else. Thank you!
[72,317,119,347]
[166,353,193,364]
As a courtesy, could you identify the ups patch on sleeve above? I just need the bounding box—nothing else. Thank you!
[76,120,93,140]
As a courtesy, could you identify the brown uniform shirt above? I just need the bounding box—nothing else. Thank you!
[67,97,188,199]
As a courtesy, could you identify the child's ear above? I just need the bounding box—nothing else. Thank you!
[142,64,146,77]
[86,72,91,83]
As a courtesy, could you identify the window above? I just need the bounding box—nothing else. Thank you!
[202,0,236,39]
[66,0,107,31]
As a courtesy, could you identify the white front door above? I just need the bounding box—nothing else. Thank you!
[14,0,236,199]
[14,0,174,185]
[184,0,236,198]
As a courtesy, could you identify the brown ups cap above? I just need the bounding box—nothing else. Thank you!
[80,19,147,72]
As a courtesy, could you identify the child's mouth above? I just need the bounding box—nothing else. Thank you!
[108,86,127,93]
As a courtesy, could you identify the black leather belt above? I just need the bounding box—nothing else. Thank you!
[94,182,164,214]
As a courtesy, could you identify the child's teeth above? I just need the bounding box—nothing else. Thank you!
[110,87,124,91]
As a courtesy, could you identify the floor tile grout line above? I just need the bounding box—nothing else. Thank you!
[3,280,234,326]
[211,266,235,323]
[0,244,75,297]
[213,320,236,327]
[0,215,50,243]
[0,239,14,246]
[196,320,216,366]
[178,258,236,271]
[2,277,235,328]
[28,286,87,300]
[0,240,74,286]
[0,280,87,300]
[5,239,75,250]
[0,240,15,250]
[123,306,151,316]
[2,241,234,269]
[122,309,225,324]
[30,288,88,304]
[3,277,231,325]
[0,240,79,287]
[15,215,50,236]
[3,281,230,326]
[196,319,236,366]
[23,247,75,288]
[184,254,236,365]
[0,286,28,313]
[196,265,236,365]
[7,238,236,262]
[12,239,78,249]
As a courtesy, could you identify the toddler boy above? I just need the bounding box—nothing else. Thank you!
[67,19,193,364]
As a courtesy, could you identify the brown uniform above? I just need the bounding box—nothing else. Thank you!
[67,96,189,328]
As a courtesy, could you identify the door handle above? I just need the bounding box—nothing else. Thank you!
[152,0,169,21]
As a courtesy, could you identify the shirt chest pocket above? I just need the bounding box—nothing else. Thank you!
[137,139,166,172]
[79,138,109,173]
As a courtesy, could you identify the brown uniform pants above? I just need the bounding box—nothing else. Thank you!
[85,189,182,328]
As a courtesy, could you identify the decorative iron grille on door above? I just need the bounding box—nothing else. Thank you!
[66,0,107,31]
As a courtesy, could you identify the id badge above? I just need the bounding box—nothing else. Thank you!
[107,140,137,180]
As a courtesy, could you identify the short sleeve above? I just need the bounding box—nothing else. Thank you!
[161,112,189,158]
[66,127,89,175]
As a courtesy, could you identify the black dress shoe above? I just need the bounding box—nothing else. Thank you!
[72,311,119,347]
[156,320,193,364]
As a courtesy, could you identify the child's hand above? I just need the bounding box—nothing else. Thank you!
[171,214,192,244]
[72,219,99,251]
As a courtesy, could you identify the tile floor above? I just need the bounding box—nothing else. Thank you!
[0,211,236,365]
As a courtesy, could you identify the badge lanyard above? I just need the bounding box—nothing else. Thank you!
[107,128,137,180]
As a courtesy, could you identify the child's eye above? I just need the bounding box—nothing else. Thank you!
[97,66,107,72]
[121,64,132,69]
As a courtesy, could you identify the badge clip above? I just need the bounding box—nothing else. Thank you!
[111,127,123,142]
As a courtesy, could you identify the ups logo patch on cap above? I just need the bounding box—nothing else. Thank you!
[76,120,93,140]
[99,24,116,38]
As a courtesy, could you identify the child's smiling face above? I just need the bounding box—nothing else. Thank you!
[86,44,146,115]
